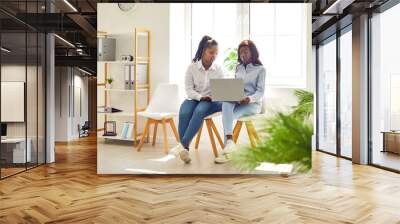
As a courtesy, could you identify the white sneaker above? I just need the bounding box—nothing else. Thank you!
[179,150,191,164]
[223,140,236,155]
[169,144,185,156]
[169,144,191,164]
[214,154,230,164]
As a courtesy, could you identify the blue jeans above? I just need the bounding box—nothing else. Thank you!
[179,99,222,149]
[222,102,261,142]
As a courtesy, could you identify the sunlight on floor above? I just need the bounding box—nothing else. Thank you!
[125,168,167,174]
[255,163,293,173]
[148,154,176,162]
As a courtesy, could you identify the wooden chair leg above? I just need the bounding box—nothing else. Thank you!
[152,121,158,146]
[247,121,260,144]
[137,119,151,151]
[161,119,169,154]
[195,122,203,150]
[209,119,224,149]
[146,128,150,143]
[245,121,257,148]
[168,118,180,142]
[205,119,219,157]
[232,121,243,143]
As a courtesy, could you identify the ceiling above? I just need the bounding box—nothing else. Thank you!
[0,0,394,76]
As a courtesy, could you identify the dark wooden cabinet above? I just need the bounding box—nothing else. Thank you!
[382,131,400,154]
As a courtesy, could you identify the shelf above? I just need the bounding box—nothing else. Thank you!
[101,136,136,141]
[97,112,135,117]
[100,133,144,142]
[104,88,148,93]
[137,84,149,89]
[98,60,149,64]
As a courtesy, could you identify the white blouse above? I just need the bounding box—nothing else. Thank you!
[184,60,225,101]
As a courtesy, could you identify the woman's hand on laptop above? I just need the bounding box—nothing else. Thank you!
[200,96,212,102]
[239,97,250,105]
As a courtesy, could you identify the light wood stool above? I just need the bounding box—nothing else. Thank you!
[232,115,261,148]
[194,112,224,157]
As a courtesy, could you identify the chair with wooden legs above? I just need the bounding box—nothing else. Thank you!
[232,100,266,148]
[137,117,179,154]
[232,116,261,148]
[194,112,224,157]
[137,84,181,154]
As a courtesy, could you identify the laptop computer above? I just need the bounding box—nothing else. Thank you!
[210,79,245,102]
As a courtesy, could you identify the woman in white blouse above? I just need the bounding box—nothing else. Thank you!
[171,36,224,164]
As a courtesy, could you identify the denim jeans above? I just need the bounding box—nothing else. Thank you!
[222,102,261,142]
[178,99,222,149]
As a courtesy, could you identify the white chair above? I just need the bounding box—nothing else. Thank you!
[137,84,180,154]
[193,112,224,157]
[232,99,266,148]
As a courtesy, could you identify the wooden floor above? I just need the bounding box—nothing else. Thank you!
[1,136,400,223]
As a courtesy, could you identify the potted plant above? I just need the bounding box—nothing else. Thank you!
[106,78,113,89]
[230,89,314,174]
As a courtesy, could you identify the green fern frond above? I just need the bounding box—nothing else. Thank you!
[230,89,315,173]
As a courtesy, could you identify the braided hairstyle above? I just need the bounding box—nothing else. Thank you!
[192,35,218,62]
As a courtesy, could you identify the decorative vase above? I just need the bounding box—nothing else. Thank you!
[105,83,112,89]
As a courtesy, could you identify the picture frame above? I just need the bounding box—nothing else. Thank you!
[103,121,117,136]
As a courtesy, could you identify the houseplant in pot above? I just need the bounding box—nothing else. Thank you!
[106,78,114,89]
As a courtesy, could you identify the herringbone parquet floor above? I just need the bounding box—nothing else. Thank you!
[1,136,400,224]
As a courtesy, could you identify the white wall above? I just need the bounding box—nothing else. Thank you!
[55,67,69,141]
[55,67,89,141]
[1,65,42,137]
[98,3,170,91]
[169,3,191,101]
[97,3,171,137]
[1,64,46,163]
[71,74,89,138]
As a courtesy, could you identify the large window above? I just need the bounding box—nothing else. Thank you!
[371,3,400,171]
[340,28,352,158]
[250,4,307,87]
[317,36,337,154]
[190,3,308,87]
[191,3,241,70]
[316,26,353,159]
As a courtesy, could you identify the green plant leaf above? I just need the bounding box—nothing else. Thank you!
[230,90,314,173]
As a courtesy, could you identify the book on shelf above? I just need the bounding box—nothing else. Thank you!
[126,123,134,139]
[121,122,129,138]
[120,122,134,139]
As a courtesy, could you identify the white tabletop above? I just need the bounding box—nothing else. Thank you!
[1,138,28,143]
